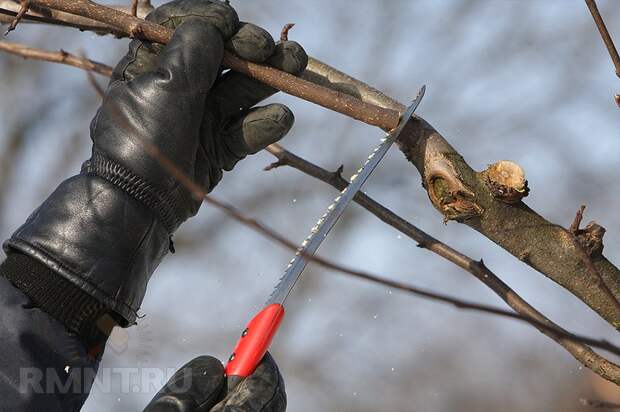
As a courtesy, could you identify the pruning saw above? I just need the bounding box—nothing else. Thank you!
[225,85,426,388]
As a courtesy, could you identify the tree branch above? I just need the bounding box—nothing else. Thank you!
[0,39,112,76]
[0,1,152,34]
[585,0,620,79]
[265,143,620,384]
[293,53,620,330]
[136,125,620,363]
[14,0,400,130]
[129,0,137,17]
[395,117,620,329]
[3,0,29,35]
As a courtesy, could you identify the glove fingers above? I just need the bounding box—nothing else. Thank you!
[207,40,308,120]
[212,352,286,412]
[222,103,294,160]
[111,0,238,82]
[144,356,226,412]
[226,22,276,63]
[131,18,224,94]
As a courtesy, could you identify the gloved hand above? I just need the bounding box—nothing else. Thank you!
[2,0,307,336]
[144,353,285,412]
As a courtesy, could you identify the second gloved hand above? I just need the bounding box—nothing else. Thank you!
[144,353,285,412]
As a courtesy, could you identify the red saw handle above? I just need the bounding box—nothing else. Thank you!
[225,303,285,387]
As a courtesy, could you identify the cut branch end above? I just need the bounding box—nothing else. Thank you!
[484,160,529,204]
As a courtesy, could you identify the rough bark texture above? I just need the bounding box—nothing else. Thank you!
[396,119,620,328]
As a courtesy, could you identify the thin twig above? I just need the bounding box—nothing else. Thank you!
[585,0,620,78]
[0,40,113,76]
[4,0,29,35]
[0,3,121,34]
[129,0,138,17]
[79,50,105,97]
[570,204,586,234]
[280,23,294,42]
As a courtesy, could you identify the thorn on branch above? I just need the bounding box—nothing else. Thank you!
[569,204,586,234]
[4,0,30,36]
[566,204,616,310]
[615,93,620,108]
[334,164,344,178]
[264,159,286,171]
[280,23,295,42]
[569,204,606,256]
[59,49,69,61]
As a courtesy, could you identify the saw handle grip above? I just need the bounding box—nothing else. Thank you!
[225,303,285,390]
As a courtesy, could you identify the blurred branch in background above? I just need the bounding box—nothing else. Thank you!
[584,0,620,107]
[585,0,620,78]
[0,40,112,76]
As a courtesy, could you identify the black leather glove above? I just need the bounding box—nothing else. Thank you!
[144,353,285,412]
[2,0,307,335]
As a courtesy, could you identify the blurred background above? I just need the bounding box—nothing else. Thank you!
[1,0,619,410]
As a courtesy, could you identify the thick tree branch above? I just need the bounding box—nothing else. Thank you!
[0,40,112,76]
[395,118,620,328]
[296,54,620,329]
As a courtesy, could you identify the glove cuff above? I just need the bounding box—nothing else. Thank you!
[84,149,185,234]
[3,173,170,325]
[0,252,111,347]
